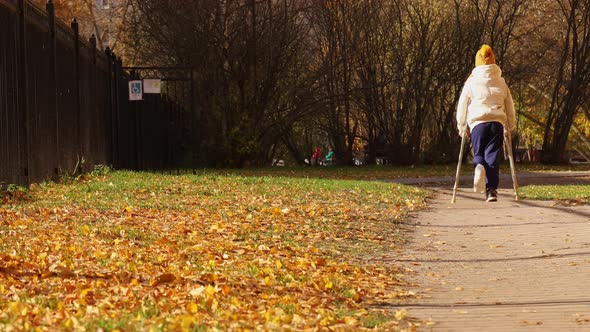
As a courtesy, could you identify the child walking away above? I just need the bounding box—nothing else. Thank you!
[456,45,516,202]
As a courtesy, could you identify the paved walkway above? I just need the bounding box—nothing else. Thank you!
[385,174,590,331]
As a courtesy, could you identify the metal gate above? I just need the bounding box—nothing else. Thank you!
[117,66,196,171]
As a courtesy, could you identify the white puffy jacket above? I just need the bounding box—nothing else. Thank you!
[456,64,516,133]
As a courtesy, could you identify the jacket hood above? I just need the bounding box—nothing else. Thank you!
[471,64,502,79]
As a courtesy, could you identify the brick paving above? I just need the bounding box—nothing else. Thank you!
[385,176,590,331]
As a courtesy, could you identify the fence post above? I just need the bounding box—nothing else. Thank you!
[118,57,125,168]
[47,0,55,33]
[71,18,82,174]
[189,66,201,172]
[105,47,115,166]
[46,0,59,180]
[130,69,142,170]
[17,0,29,185]
[88,35,98,164]
[89,34,97,65]
[112,51,120,168]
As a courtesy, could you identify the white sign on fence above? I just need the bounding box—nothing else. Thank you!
[129,80,143,101]
[143,79,162,94]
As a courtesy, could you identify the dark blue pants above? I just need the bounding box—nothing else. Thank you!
[471,122,504,190]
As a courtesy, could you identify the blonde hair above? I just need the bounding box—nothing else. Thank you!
[475,44,496,66]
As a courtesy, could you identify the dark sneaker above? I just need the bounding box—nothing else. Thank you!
[486,188,498,202]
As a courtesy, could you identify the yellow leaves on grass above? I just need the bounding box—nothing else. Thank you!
[36,252,48,262]
[315,257,327,266]
[263,307,295,326]
[186,302,199,313]
[209,223,225,232]
[266,206,291,218]
[0,171,427,330]
[204,284,217,298]
[81,224,92,236]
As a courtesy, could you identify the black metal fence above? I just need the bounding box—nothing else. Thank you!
[121,67,197,171]
[0,0,193,187]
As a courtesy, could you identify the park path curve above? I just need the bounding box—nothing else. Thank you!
[385,173,590,331]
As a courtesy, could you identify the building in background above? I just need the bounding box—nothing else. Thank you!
[96,0,110,9]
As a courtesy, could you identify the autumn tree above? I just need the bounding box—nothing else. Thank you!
[536,0,590,163]
[123,0,315,166]
[105,0,589,166]
[31,0,130,53]
[305,0,364,166]
[306,0,528,165]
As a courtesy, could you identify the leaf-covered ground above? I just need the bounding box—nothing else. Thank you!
[0,170,429,331]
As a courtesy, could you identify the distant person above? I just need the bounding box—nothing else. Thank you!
[311,147,321,166]
[324,149,334,165]
[456,44,516,202]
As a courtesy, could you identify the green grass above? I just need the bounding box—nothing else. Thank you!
[196,163,590,180]
[520,185,590,204]
[7,170,426,211]
[361,311,391,328]
[82,302,162,331]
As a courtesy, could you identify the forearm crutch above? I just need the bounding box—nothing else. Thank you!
[451,134,467,204]
[504,130,519,201]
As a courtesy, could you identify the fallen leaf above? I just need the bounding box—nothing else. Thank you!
[394,309,408,321]
[521,320,543,326]
[150,273,177,287]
